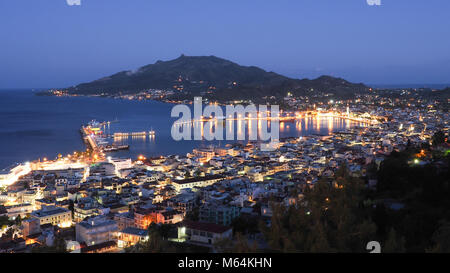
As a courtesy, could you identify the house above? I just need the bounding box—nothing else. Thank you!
[35,198,56,210]
[30,205,72,227]
[199,203,240,226]
[177,220,233,245]
[117,227,149,248]
[171,175,224,192]
[74,198,100,222]
[134,207,183,229]
[192,148,215,163]
[157,209,183,224]
[166,192,196,215]
[80,241,117,253]
[5,203,34,219]
[0,238,26,253]
[75,216,118,246]
[114,211,135,231]
[22,218,41,237]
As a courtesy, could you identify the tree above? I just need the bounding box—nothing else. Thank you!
[130,223,176,253]
[214,232,258,253]
[185,207,199,221]
[0,216,13,227]
[213,237,234,253]
[31,246,59,253]
[32,232,68,253]
[260,165,377,252]
[432,131,446,146]
[68,200,75,216]
[184,172,192,179]
[406,139,412,148]
[235,233,257,252]
[2,227,14,240]
[15,215,22,226]
[54,232,68,253]
[428,222,450,253]
[306,223,333,253]
[194,170,202,177]
[232,215,259,235]
[372,141,450,252]
[383,228,405,253]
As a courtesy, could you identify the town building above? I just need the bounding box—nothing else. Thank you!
[177,220,233,245]
[30,205,72,227]
[76,216,118,247]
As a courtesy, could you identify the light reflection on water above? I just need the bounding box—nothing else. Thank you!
[0,89,366,167]
[109,115,366,159]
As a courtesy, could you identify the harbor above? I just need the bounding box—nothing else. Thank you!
[80,120,156,156]
[173,109,380,127]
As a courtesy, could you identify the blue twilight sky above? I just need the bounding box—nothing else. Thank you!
[0,0,449,88]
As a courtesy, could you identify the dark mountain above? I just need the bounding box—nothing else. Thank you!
[62,55,370,101]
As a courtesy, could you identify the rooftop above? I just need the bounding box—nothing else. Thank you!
[120,227,148,237]
[172,174,225,185]
[31,206,69,217]
[78,216,117,229]
[183,220,231,234]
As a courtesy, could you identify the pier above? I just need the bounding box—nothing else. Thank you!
[81,121,155,156]
[81,126,131,155]
[113,131,155,137]
[80,126,100,152]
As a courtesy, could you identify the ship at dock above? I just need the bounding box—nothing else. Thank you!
[81,120,156,154]
[103,144,130,152]
[80,120,130,153]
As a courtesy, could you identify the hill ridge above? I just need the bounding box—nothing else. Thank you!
[61,55,370,102]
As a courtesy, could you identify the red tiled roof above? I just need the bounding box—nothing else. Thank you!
[80,241,116,253]
[183,220,231,234]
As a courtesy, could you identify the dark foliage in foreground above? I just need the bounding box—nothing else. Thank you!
[260,131,449,253]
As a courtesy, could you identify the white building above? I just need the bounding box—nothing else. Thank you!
[30,205,72,227]
[76,216,118,246]
[171,175,224,192]
[177,221,232,245]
